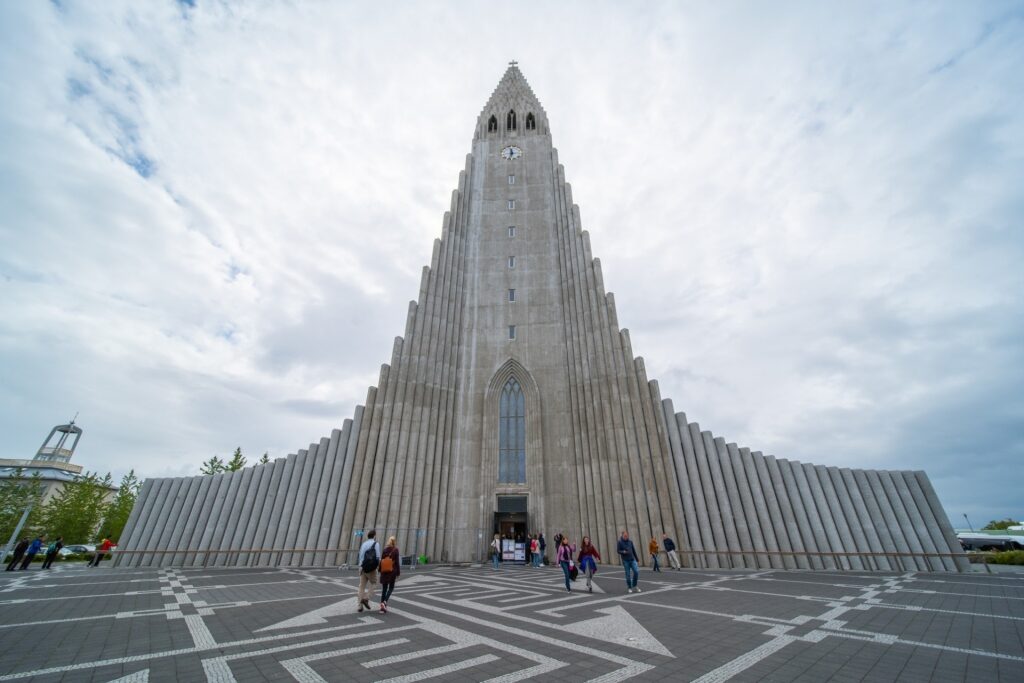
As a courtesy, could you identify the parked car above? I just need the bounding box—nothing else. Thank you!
[59,544,96,557]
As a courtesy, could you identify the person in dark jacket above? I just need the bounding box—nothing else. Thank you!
[41,537,64,570]
[662,533,682,570]
[616,531,640,593]
[538,533,547,565]
[378,536,401,613]
[577,537,602,593]
[5,539,29,571]
[19,536,45,570]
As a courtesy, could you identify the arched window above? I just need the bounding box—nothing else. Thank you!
[525,113,536,130]
[487,115,498,132]
[506,109,517,131]
[499,378,526,483]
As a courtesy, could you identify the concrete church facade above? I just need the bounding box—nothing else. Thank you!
[116,66,967,572]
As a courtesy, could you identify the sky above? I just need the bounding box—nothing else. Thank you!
[1,1,1021,528]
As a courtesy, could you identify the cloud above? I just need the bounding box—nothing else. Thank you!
[1,1,1021,526]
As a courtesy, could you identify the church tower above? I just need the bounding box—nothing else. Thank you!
[116,65,967,572]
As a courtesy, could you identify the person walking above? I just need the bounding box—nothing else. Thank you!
[355,530,381,612]
[41,537,64,570]
[617,531,640,593]
[490,533,501,570]
[577,536,602,593]
[5,539,29,571]
[649,537,662,572]
[538,533,547,566]
[378,536,401,613]
[556,536,576,592]
[89,537,116,567]
[530,535,541,568]
[663,533,682,570]
[19,536,45,570]
[524,532,532,567]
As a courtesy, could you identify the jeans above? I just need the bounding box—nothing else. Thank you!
[381,580,395,603]
[651,553,661,572]
[559,561,572,590]
[622,559,639,588]
[492,553,500,569]
[41,553,57,569]
[580,557,596,587]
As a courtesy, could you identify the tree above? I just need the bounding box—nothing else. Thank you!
[40,472,113,543]
[225,447,246,472]
[982,518,1021,531]
[96,470,141,542]
[0,468,45,544]
[259,452,270,465]
[200,456,225,475]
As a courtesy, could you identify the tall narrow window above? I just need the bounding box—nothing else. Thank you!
[508,174,515,185]
[508,288,516,302]
[507,199,515,210]
[499,377,526,484]
[508,226,516,238]
[508,255,515,268]
[525,113,536,130]
[488,115,498,132]
[506,109,517,131]
[508,325,517,340]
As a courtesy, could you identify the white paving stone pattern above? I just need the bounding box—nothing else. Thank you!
[0,564,1021,681]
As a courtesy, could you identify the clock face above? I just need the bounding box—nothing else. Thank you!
[501,146,522,160]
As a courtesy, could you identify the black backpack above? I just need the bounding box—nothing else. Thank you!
[361,543,379,573]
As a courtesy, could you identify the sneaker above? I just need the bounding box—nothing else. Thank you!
[627,587,633,593]
[380,601,387,613]
[634,587,642,593]
[358,603,364,612]
[588,585,593,593]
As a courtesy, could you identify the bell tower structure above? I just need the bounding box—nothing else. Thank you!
[117,65,967,572]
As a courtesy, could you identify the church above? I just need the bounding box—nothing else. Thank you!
[115,65,967,572]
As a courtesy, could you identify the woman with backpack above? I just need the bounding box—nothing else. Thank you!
[41,537,63,570]
[378,536,401,613]
[556,536,576,592]
[577,536,602,592]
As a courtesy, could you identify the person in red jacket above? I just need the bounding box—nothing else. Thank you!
[577,537,602,593]
[89,538,116,567]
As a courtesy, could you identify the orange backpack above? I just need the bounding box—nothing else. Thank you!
[380,551,394,573]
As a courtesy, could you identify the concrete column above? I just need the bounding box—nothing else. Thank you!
[643,375,686,551]
[246,460,284,566]
[678,415,715,568]
[318,422,353,567]
[286,441,325,565]
[764,456,809,569]
[715,438,755,567]
[305,430,341,566]
[355,344,402,543]
[171,475,210,567]
[733,445,773,568]
[888,470,941,571]
[750,451,794,569]
[915,471,969,572]
[838,468,889,570]
[330,410,364,565]
[150,478,189,567]
[276,450,313,565]
[825,466,871,570]
[259,455,298,566]
[135,478,172,567]
[879,470,930,570]
[118,478,157,567]
[228,463,266,566]
[208,466,247,566]
[901,471,956,572]
[193,472,234,567]
[796,463,840,569]
[864,470,914,569]
[777,459,823,569]
[662,401,705,567]
[113,477,155,567]
[813,465,859,569]
[689,423,728,568]
[852,468,899,570]
[702,431,742,566]
[338,384,381,561]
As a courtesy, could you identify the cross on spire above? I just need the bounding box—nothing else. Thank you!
[509,60,518,67]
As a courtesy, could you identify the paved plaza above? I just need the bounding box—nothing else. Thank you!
[0,563,1021,682]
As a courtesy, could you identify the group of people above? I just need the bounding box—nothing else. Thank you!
[3,536,116,571]
[490,529,684,593]
[355,530,401,614]
[5,536,63,571]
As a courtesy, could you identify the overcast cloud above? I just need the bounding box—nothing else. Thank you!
[1,1,1021,528]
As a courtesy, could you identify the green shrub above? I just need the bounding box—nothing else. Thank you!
[987,550,1024,565]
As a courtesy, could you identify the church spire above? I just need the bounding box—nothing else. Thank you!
[475,62,548,140]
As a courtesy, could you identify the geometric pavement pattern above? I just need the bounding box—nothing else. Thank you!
[0,563,1021,682]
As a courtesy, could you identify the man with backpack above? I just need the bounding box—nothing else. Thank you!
[41,537,64,570]
[355,530,381,613]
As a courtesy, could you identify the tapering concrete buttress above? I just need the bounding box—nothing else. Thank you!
[116,65,965,571]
